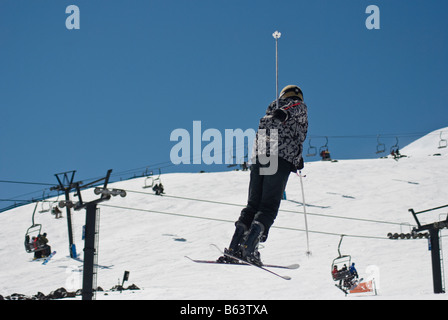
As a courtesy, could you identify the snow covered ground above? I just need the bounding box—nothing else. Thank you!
[1,127,448,301]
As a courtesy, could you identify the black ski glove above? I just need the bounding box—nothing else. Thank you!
[272,108,289,122]
[298,157,304,170]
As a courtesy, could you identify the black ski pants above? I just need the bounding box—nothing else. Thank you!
[237,157,294,242]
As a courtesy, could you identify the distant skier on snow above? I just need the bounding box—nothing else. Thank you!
[218,85,308,266]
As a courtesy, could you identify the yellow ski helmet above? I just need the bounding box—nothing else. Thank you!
[280,85,303,101]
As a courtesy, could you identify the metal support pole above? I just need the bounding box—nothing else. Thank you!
[76,169,121,301]
[82,202,97,301]
[409,205,448,294]
[64,189,75,258]
[54,170,76,258]
[429,228,444,294]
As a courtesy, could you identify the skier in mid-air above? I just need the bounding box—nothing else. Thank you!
[218,84,308,266]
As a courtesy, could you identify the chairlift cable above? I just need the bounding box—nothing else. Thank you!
[0,180,54,186]
[308,131,433,139]
[98,203,388,241]
[122,188,412,227]
[0,198,34,203]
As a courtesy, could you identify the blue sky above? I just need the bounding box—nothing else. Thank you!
[1,0,448,209]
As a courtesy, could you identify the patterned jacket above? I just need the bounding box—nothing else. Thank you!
[253,97,308,170]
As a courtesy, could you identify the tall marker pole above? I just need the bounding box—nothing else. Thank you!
[272,31,281,107]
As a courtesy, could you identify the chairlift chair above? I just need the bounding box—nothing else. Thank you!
[331,235,374,295]
[24,225,44,253]
[331,235,354,295]
[375,135,386,154]
[39,201,51,213]
[390,137,399,154]
[306,139,317,157]
[319,137,332,161]
[143,175,154,189]
[143,169,162,189]
[24,202,46,253]
[319,137,329,154]
[39,192,60,214]
[331,235,353,283]
[331,255,352,281]
[143,169,158,189]
[38,191,52,213]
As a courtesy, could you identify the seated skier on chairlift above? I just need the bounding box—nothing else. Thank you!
[340,263,359,289]
[332,265,339,279]
[152,183,164,196]
[52,206,62,219]
[32,233,51,259]
[391,148,400,159]
[320,149,331,161]
[32,236,42,259]
[39,233,51,257]
[349,262,358,279]
[25,235,33,252]
[333,262,358,289]
[343,275,357,290]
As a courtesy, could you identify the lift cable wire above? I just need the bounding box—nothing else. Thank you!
[0,179,55,186]
[0,199,35,203]
[122,188,414,228]
[83,142,249,184]
[99,203,388,241]
[308,131,440,140]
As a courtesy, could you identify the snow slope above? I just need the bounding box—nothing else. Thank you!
[1,127,448,300]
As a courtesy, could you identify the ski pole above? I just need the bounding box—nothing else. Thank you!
[297,170,312,257]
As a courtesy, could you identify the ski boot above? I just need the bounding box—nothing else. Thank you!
[241,221,265,267]
[217,222,247,264]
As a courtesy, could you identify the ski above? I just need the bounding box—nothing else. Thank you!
[348,278,365,292]
[42,251,56,265]
[335,278,365,295]
[185,256,299,270]
[210,244,293,280]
